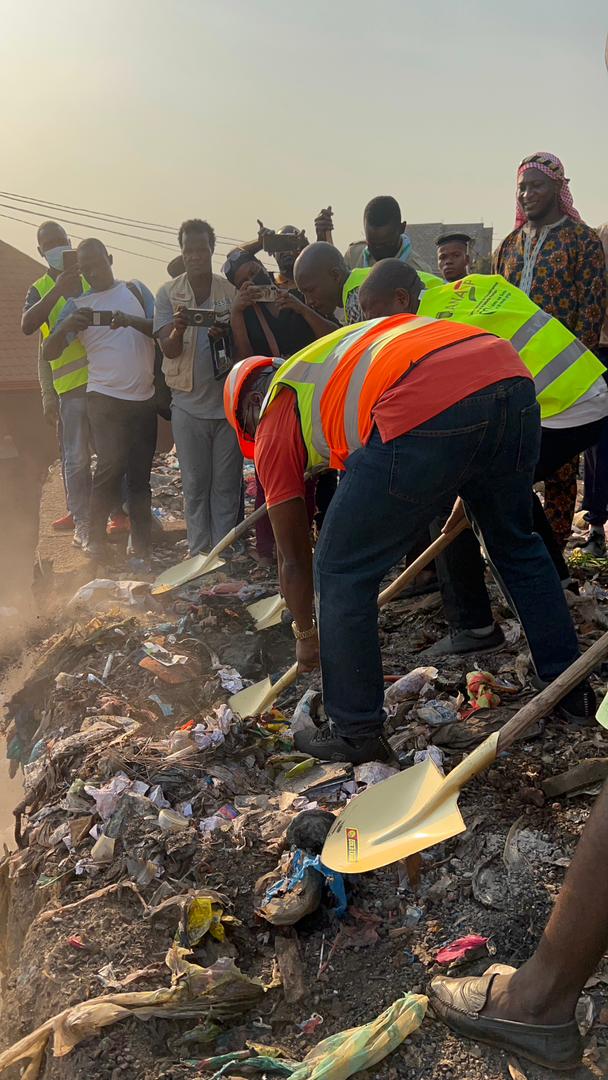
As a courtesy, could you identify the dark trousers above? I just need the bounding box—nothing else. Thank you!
[435,416,607,631]
[87,392,157,555]
[582,349,608,528]
[314,378,579,738]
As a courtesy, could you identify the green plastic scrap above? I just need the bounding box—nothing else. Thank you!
[188,994,428,1080]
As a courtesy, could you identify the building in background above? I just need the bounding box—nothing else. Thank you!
[407,222,493,274]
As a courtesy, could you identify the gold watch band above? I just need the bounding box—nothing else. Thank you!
[291,620,317,641]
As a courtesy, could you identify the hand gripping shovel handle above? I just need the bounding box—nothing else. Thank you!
[207,501,268,560]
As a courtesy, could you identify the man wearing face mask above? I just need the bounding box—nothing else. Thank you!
[21,221,91,547]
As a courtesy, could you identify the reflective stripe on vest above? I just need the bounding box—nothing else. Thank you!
[261,315,490,471]
[342,268,443,324]
[417,274,606,420]
[32,273,89,395]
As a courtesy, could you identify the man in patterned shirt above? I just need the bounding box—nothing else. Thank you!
[493,152,606,564]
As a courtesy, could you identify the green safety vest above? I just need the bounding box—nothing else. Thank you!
[33,273,90,395]
[342,267,443,324]
[417,275,606,420]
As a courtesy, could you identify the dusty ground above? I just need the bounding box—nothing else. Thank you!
[0,462,607,1080]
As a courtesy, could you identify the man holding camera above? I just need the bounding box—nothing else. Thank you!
[155,219,241,556]
[43,239,157,569]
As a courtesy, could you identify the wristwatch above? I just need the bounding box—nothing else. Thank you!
[291,620,317,641]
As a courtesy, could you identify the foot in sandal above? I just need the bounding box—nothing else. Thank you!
[430,776,608,1069]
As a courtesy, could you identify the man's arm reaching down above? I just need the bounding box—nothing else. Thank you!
[268,498,319,671]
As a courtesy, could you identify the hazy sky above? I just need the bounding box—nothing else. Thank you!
[1,0,606,288]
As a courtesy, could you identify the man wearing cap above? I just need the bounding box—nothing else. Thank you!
[436,233,472,282]
[223,318,592,763]
[155,219,241,556]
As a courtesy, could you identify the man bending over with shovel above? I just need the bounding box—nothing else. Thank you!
[223,315,593,764]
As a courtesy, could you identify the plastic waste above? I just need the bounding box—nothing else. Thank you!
[384,667,438,707]
[290,689,322,734]
[287,992,427,1080]
[416,700,459,727]
[435,934,489,965]
[158,809,190,833]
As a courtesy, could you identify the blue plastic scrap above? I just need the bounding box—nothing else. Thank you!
[264,848,348,917]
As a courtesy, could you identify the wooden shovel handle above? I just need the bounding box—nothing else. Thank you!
[258,662,299,713]
[206,502,268,560]
[378,518,469,607]
[497,628,608,754]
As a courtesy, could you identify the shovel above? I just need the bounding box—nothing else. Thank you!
[246,593,287,631]
[229,520,468,716]
[151,503,268,596]
[322,628,608,874]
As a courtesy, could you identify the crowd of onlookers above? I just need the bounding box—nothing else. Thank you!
[20,150,608,579]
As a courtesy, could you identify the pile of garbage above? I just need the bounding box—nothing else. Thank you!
[1,533,608,1078]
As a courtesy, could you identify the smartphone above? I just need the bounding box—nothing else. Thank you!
[62,249,79,272]
[262,232,302,254]
[251,285,279,303]
[183,308,217,327]
[90,311,114,327]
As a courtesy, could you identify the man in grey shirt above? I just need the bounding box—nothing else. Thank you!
[155,219,242,554]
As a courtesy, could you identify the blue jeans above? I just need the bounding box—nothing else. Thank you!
[58,387,91,531]
[314,377,580,738]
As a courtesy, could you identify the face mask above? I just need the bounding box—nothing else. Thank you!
[44,245,72,271]
[252,268,272,286]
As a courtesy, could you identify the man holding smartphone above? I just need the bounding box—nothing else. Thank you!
[155,219,241,557]
[21,221,91,547]
[43,239,157,570]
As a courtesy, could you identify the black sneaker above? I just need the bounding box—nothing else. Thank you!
[293,722,394,765]
[579,530,606,558]
[420,624,505,659]
[556,679,597,726]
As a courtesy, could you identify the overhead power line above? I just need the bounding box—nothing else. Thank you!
[0,190,245,244]
[0,211,168,264]
[0,197,276,270]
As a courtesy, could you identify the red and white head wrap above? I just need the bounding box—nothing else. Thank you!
[515,152,581,229]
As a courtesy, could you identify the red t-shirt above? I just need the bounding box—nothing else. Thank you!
[255,335,530,508]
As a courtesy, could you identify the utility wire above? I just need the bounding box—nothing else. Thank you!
[0,189,245,244]
[0,210,168,263]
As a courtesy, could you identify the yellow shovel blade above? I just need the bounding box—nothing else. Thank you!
[597,690,608,729]
[151,552,226,596]
[322,734,499,873]
[246,593,286,631]
[229,676,273,717]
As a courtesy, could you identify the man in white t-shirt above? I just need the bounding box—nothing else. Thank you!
[43,239,157,567]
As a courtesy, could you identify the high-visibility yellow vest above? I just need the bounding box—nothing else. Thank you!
[342,268,443,324]
[260,314,494,472]
[417,274,606,420]
[32,273,90,395]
